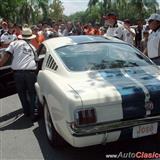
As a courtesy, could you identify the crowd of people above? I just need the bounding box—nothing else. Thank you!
[0,13,159,54]
[0,13,155,49]
[0,12,159,122]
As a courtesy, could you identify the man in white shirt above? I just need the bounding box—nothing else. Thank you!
[0,27,39,122]
[122,19,135,45]
[146,13,160,65]
[103,12,124,40]
[0,25,17,47]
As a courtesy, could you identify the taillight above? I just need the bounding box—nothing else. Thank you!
[75,108,97,126]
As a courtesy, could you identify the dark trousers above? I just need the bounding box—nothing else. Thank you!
[14,70,38,116]
[151,57,160,65]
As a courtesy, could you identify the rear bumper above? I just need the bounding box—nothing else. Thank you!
[68,115,160,137]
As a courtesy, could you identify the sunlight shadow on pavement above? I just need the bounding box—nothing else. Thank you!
[0,109,33,130]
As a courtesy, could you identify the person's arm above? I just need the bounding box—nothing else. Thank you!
[143,48,148,57]
[124,25,136,37]
[0,52,11,67]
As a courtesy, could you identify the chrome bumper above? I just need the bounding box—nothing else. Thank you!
[67,115,160,137]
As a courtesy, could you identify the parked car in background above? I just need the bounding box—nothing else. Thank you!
[0,48,16,98]
[23,35,160,147]
[0,47,45,99]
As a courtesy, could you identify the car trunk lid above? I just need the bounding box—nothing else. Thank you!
[68,66,160,121]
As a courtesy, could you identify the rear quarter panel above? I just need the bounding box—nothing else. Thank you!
[37,70,82,142]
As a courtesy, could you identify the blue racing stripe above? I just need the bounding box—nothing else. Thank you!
[100,68,160,141]
[124,68,160,116]
[100,69,146,120]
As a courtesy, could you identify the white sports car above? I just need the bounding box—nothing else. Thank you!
[35,35,160,148]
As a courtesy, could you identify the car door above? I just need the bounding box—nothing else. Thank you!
[0,45,46,99]
[0,48,16,98]
[37,44,46,70]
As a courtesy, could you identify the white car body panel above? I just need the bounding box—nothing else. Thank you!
[35,36,160,147]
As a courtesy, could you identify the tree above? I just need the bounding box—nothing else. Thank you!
[0,0,24,22]
[88,0,112,14]
[35,0,49,20]
[87,0,159,23]
[18,0,49,24]
[69,11,86,24]
[19,1,34,24]
[48,0,64,21]
[0,0,50,24]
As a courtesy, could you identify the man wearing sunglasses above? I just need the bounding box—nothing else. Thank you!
[146,13,160,65]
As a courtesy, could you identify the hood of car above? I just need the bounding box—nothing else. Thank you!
[68,66,160,120]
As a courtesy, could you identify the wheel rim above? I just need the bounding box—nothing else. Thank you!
[44,103,53,141]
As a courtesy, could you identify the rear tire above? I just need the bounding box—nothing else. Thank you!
[43,101,65,147]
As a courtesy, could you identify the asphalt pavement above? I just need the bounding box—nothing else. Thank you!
[0,94,160,160]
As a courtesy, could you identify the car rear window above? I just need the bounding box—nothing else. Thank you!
[55,43,152,71]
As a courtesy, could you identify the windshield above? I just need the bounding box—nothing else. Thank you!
[56,43,152,71]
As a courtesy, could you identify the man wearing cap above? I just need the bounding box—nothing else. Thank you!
[0,27,39,122]
[103,12,124,39]
[145,13,160,65]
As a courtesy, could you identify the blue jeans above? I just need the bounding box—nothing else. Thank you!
[14,70,38,116]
